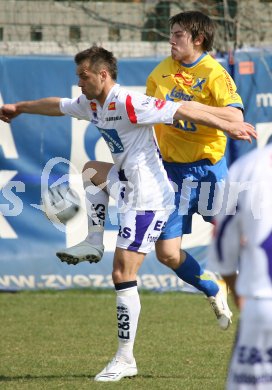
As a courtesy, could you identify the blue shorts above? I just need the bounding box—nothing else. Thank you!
[159,157,228,240]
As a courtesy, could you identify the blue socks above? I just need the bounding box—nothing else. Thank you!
[174,251,219,297]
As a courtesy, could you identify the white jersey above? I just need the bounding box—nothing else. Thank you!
[209,144,272,299]
[60,84,181,211]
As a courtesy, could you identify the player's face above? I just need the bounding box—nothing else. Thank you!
[76,60,104,101]
[169,23,198,64]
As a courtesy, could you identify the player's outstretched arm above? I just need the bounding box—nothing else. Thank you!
[0,97,64,123]
[181,100,243,122]
[174,105,257,143]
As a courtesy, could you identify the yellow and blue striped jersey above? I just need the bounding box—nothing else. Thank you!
[146,53,243,164]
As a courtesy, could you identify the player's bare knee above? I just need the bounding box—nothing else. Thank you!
[112,269,120,284]
[156,251,180,268]
[179,249,187,264]
[112,269,133,285]
[82,163,103,187]
[83,161,113,187]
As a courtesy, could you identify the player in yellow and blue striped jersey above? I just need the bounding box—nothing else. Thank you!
[146,11,244,330]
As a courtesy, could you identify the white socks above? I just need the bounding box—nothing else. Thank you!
[83,166,119,246]
[115,283,141,363]
[84,181,109,246]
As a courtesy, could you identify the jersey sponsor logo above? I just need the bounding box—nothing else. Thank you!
[90,103,98,123]
[174,120,197,132]
[108,102,116,111]
[162,72,194,85]
[174,72,194,86]
[105,115,122,122]
[98,127,124,154]
[90,102,98,123]
[166,86,193,101]
[155,99,166,110]
[192,78,206,92]
[90,102,97,111]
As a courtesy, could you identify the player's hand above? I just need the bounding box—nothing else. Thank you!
[227,122,257,143]
[0,104,20,123]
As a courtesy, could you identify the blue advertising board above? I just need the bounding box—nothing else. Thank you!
[0,52,271,291]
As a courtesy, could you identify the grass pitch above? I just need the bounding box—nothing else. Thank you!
[0,290,238,390]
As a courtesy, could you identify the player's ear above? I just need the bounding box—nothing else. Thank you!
[194,33,204,47]
[100,69,108,81]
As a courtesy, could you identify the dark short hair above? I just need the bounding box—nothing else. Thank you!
[74,46,118,80]
[169,11,215,52]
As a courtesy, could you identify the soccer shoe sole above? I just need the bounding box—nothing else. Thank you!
[56,252,101,265]
[94,367,138,382]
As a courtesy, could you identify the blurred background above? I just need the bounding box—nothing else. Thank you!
[0,0,272,57]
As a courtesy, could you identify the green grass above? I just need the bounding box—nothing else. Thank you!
[0,290,238,390]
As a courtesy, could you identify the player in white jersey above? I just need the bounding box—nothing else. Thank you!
[0,46,256,382]
[60,86,177,213]
[209,143,272,390]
